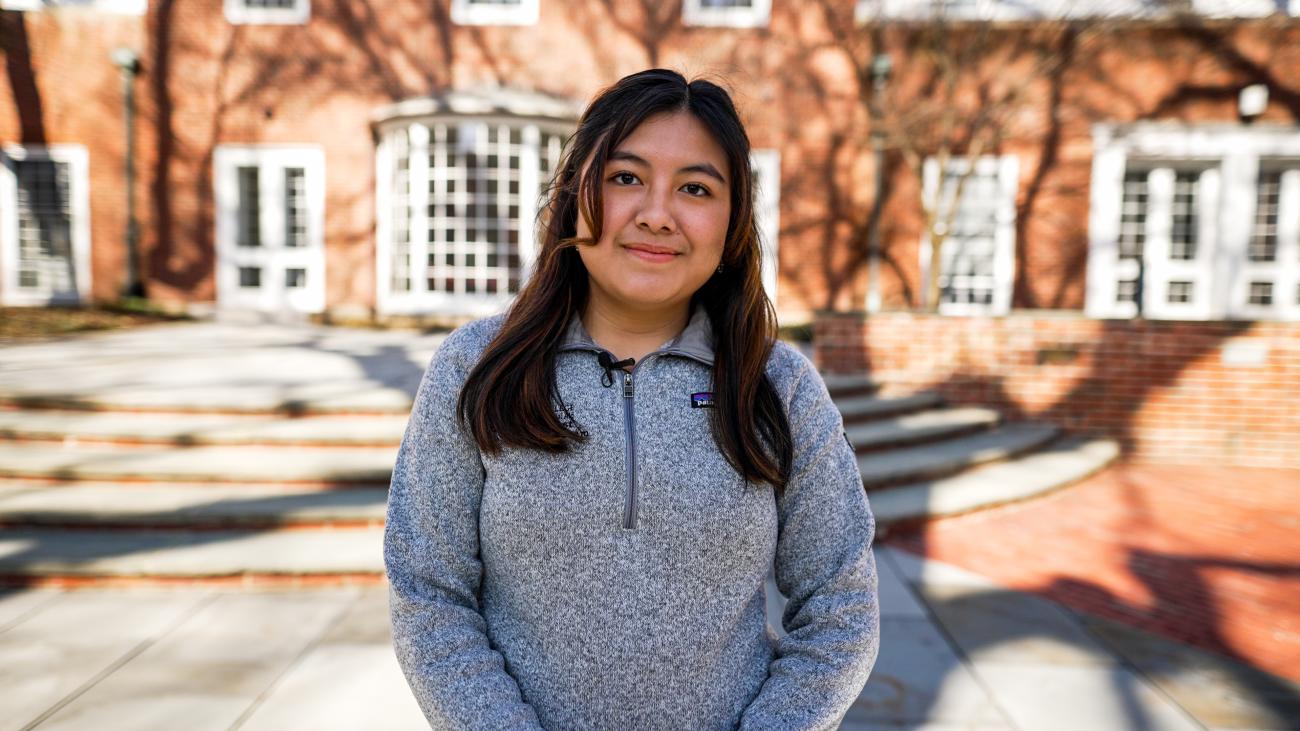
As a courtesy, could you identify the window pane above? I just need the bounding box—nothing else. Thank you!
[1247,281,1273,306]
[1250,169,1280,263]
[1169,171,1198,261]
[1117,169,1148,304]
[284,167,307,248]
[1167,280,1193,304]
[285,268,306,288]
[13,158,74,293]
[237,166,261,248]
[239,266,262,288]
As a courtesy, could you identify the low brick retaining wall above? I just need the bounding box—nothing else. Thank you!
[813,310,1300,469]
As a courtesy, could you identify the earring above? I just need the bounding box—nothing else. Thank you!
[716,263,724,274]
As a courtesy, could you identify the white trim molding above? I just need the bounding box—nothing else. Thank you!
[450,0,540,26]
[750,149,781,310]
[0,0,146,13]
[223,0,311,26]
[919,154,1019,315]
[0,144,92,306]
[213,145,326,314]
[1087,123,1300,322]
[854,0,1292,22]
[682,0,772,28]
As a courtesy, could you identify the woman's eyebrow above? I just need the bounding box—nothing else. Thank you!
[609,150,727,184]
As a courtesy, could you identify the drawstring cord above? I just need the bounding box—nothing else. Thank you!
[596,350,635,388]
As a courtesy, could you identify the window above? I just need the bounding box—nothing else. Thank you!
[751,149,781,308]
[682,0,771,28]
[0,0,146,13]
[376,115,571,316]
[0,144,91,306]
[224,0,310,25]
[450,0,539,26]
[919,155,1019,315]
[214,146,326,313]
[854,0,1290,23]
[1087,124,1300,321]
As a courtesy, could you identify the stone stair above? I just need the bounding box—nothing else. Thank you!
[826,374,1121,525]
[0,324,1119,586]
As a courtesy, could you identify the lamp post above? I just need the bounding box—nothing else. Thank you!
[112,47,143,299]
[866,52,891,314]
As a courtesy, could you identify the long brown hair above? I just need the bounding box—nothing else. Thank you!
[457,68,793,493]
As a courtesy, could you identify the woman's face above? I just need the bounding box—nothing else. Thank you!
[575,110,732,315]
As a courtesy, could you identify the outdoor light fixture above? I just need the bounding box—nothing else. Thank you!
[1239,84,1268,120]
[866,52,892,314]
[112,47,143,299]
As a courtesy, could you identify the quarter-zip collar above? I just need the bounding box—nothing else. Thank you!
[556,300,716,367]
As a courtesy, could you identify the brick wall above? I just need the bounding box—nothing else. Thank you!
[814,309,1300,469]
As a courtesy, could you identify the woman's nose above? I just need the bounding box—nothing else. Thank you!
[635,185,677,234]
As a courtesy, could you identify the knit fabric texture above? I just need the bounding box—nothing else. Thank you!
[384,302,880,730]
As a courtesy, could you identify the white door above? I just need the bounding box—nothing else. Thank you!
[214,146,325,314]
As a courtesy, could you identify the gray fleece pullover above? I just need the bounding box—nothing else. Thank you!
[384,301,880,730]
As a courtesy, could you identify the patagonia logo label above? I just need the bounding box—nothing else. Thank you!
[690,391,715,408]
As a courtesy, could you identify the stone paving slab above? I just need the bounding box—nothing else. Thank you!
[0,482,388,526]
[1081,613,1300,731]
[0,410,409,446]
[857,422,1060,486]
[844,407,1000,450]
[0,442,397,485]
[0,548,1278,730]
[238,644,427,730]
[0,527,385,577]
[34,589,358,731]
[0,589,210,730]
[973,664,1203,731]
[0,322,445,414]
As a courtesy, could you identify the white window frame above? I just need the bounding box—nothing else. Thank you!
[0,144,92,306]
[682,0,771,28]
[449,0,539,26]
[919,154,1019,316]
[223,0,310,25]
[1087,123,1300,322]
[213,145,326,314]
[0,0,146,12]
[854,0,1291,22]
[751,149,781,309]
[374,115,573,318]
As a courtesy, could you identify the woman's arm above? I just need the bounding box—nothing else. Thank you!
[384,326,546,730]
[739,353,881,731]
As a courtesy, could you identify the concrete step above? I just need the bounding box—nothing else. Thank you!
[0,526,384,582]
[0,481,387,529]
[833,390,946,424]
[844,406,1001,452]
[0,442,396,486]
[858,421,1061,489]
[0,321,441,416]
[821,373,879,399]
[0,409,408,447]
[868,435,1122,524]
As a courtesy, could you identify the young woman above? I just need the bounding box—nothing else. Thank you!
[384,68,880,730]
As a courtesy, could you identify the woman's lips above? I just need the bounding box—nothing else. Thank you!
[624,246,679,263]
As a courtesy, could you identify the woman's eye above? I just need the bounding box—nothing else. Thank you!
[682,183,710,197]
[611,172,639,185]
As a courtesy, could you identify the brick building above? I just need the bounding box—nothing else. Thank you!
[1,0,1297,466]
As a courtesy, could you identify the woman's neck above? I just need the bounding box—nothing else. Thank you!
[581,297,690,364]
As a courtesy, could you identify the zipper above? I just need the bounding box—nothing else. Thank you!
[622,369,637,530]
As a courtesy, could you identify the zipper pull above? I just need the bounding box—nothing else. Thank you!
[623,371,634,399]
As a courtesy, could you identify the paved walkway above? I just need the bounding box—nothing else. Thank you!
[883,460,1300,690]
[2,545,1291,730]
